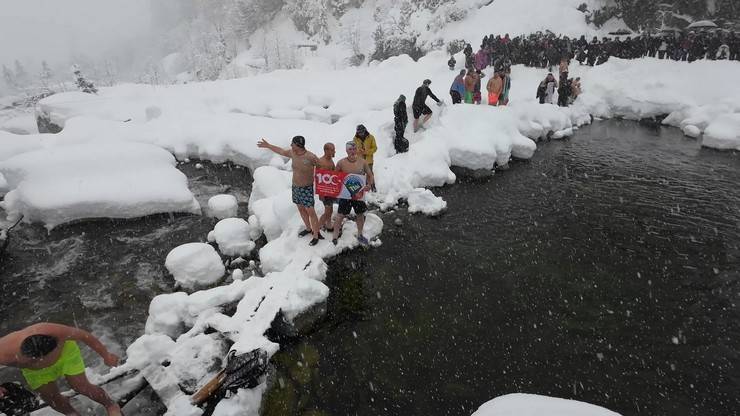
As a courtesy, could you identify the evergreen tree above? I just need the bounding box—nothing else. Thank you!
[13,60,29,88]
[72,65,98,94]
[40,61,53,89]
[285,0,332,43]
[2,65,17,91]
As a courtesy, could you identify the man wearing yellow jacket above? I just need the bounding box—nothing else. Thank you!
[353,124,377,171]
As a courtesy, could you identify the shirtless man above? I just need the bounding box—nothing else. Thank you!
[0,322,121,416]
[331,141,374,246]
[317,142,336,232]
[258,135,323,245]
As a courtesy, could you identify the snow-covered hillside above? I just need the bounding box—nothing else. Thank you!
[156,0,622,81]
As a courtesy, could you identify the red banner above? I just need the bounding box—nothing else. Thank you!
[314,168,366,200]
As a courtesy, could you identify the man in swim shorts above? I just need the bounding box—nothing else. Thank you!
[317,142,337,232]
[0,322,122,415]
[331,141,374,246]
[258,135,324,245]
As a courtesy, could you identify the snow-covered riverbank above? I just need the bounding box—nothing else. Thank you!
[1,52,737,415]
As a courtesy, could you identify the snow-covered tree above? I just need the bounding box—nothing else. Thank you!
[285,0,332,43]
[2,65,18,91]
[39,61,53,89]
[14,60,29,88]
[72,65,98,94]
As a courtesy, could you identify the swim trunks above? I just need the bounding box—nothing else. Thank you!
[21,341,86,390]
[292,185,315,207]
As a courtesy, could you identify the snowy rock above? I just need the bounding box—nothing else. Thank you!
[145,293,189,338]
[208,194,238,219]
[472,393,622,416]
[165,243,225,290]
[213,218,255,257]
[682,125,701,138]
[407,188,447,215]
[169,334,228,393]
[0,141,200,229]
[247,215,262,240]
[703,114,740,151]
[232,269,244,281]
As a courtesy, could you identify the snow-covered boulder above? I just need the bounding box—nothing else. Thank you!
[472,394,621,416]
[703,114,740,151]
[165,243,225,290]
[407,188,446,215]
[213,218,255,257]
[0,141,200,229]
[682,124,701,138]
[208,194,238,219]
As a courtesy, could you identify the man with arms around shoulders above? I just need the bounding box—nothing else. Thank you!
[331,141,374,246]
[258,135,323,246]
[317,142,336,233]
[0,322,121,416]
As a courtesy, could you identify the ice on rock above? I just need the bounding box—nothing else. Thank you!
[213,218,255,257]
[472,393,621,416]
[208,194,239,219]
[165,243,225,290]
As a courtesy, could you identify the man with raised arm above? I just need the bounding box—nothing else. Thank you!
[258,135,324,245]
[0,322,122,416]
[331,141,374,246]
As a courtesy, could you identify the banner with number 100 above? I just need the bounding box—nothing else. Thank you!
[314,168,366,200]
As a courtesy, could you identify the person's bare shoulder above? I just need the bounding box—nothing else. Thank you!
[25,322,76,339]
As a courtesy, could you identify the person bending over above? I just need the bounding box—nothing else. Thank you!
[0,323,121,416]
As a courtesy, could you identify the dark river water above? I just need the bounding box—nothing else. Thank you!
[1,121,738,416]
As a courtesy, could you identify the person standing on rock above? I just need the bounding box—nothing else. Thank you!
[331,141,374,246]
[0,323,122,416]
[412,79,442,132]
[464,69,477,104]
[317,142,337,233]
[393,95,409,153]
[486,70,503,106]
[258,135,323,245]
[449,69,466,105]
